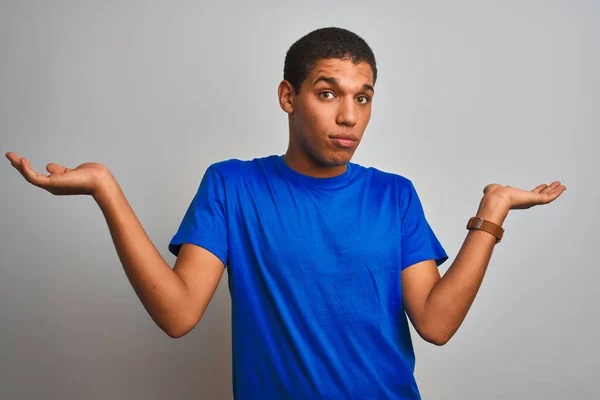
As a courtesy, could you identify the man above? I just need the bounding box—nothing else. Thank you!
[5,27,565,399]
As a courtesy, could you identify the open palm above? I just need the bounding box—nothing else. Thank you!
[484,181,567,210]
[5,152,108,196]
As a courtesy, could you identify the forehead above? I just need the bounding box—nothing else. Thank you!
[307,58,374,85]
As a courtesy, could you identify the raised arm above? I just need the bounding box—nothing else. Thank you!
[402,181,566,346]
[5,152,224,338]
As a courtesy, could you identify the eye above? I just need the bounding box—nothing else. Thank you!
[319,91,335,100]
[357,96,370,104]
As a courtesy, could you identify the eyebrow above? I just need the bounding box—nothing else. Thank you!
[313,76,374,93]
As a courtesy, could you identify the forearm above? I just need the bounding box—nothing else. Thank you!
[423,195,508,344]
[93,171,191,337]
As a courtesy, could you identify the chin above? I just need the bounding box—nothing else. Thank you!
[319,151,354,167]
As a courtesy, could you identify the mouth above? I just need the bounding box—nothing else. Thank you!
[329,135,358,149]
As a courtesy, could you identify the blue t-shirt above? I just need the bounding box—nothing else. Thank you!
[169,155,448,399]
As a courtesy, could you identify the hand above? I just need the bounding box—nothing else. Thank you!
[5,152,112,197]
[483,181,567,211]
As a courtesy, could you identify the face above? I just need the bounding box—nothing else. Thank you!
[278,58,374,177]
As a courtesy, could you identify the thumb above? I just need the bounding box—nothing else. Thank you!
[46,163,68,174]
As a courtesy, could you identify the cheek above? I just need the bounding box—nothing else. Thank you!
[299,108,325,136]
[307,103,335,133]
[295,96,338,139]
[359,108,372,129]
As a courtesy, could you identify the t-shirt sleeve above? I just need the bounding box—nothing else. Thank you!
[400,180,448,270]
[168,166,228,267]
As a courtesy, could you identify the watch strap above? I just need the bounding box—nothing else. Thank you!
[466,217,504,243]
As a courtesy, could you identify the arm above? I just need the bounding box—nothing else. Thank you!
[95,174,225,338]
[402,181,566,346]
[5,152,224,338]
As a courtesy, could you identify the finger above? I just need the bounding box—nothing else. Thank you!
[548,184,567,196]
[541,184,566,203]
[6,152,19,163]
[6,152,23,168]
[6,153,27,179]
[20,157,51,187]
[540,181,561,194]
[532,184,547,193]
[46,163,68,175]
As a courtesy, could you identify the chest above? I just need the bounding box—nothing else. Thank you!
[227,179,404,277]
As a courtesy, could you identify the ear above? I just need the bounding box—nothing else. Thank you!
[278,80,295,114]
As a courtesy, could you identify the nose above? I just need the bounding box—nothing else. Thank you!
[335,97,357,127]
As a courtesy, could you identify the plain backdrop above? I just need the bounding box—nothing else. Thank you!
[1,1,598,399]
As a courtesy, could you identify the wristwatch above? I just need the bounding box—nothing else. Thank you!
[466,217,504,243]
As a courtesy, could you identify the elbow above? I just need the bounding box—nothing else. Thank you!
[418,325,453,346]
[164,326,190,339]
[162,315,199,339]
[426,334,451,346]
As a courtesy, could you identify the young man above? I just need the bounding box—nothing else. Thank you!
[6,27,565,399]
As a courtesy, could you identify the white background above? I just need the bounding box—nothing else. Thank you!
[1,1,598,398]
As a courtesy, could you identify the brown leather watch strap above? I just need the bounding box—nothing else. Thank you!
[466,217,504,243]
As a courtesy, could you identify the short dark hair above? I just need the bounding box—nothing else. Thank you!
[283,27,377,94]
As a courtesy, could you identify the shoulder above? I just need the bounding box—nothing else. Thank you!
[204,154,279,184]
[350,163,422,216]
[352,162,414,190]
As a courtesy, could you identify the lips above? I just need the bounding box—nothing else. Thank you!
[329,135,357,148]
[329,134,358,141]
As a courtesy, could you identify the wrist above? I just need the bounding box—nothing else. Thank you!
[475,194,510,226]
[93,168,119,204]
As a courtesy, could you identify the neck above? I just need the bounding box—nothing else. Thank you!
[283,146,348,178]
